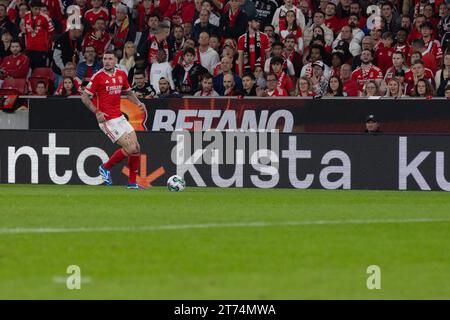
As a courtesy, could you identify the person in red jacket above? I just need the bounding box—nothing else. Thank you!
[0,40,29,80]
[340,63,358,96]
[23,0,54,68]
[375,32,395,76]
[164,0,195,26]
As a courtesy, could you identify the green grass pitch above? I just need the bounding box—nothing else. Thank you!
[0,184,450,299]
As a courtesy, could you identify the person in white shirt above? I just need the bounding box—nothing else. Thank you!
[302,10,334,47]
[272,0,306,33]
[264,41,296,76]
[196,31,220,74]
[150,48,175,93]
[194,1,220,26]
[331,25,361,57]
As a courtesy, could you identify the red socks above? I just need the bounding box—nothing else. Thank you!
[128,154,140,184]
[104,148,127,170]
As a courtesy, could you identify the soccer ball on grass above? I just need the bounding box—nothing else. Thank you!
[167,175,186,192]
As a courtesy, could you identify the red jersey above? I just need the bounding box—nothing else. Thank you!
[423,39,443,62]
[0,53,30,79]
[237,32,270,73]
[325,16,341,34]
[82,30,111,57]
[393,44,412,65]
[342,78,359,97]
[85,68,131,121]
[163,1,195,25]
[84,7,109,27]
[275,71,294,93]
[404,68,435,95]
[375,43,395,75]
[351,64,383,92]
[23,12,54,52]
[266,88,288,96]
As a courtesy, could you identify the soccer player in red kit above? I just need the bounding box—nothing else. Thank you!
[81,50,146,189]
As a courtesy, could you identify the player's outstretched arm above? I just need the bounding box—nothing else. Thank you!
[125,89,146,112]
[81,91,108,123]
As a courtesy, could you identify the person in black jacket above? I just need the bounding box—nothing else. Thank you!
[219,0,248,40]
[241,72,259,96]
[172,47,209,95]
[52,27,83,80]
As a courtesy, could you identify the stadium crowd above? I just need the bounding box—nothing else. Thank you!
[0,0,449,98]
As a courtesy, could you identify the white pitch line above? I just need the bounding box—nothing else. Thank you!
[0,217,449,235]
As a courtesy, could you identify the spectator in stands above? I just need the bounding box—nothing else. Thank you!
[192,9,219,41]
[309,60,329,96]
[253,65,265,88]
[394,28,412,64]
[33,80,48,96]
[375,32,395,76]
[0,40,29,81]
[82,17,111,58]
[324,3,341,35]
[365,114,381,134]
[325,76,345,97]
[330,52,345,78]
[196,32,220,74]
[270,55,295,95]
[296,76,315,97]
[209,34,220,53]
[436,52,450,96]
[332,25,361,57]
[132,70,156,98]
[419,21,443,64]
[351,49,383,94]
[265,41,295,76]
[140,23,169,67]
[222,73,242,96]
[197,1,221,27]
[213,56,242,95]
[194,73,219,96]
[445,84,450,99]
[164,0,195,26]
[150,48,174,94]
[55,62,82,93]
[53,26,83,84]
[272,0,305,34]
[219,0,248,41]
[23,0,54,69]
[349,1,366,30]
[237,17,270,77]
[156,76,182,98]
[110,4,135,53]
[76,45,102,82]
[384,51,408,83]
[168,25,186,61]
[404,60,435,96]
[412,38,438,73]
[381,1,400,35]
[119,41,137,72]
[128,55,146,84]
[283,34,302,77]
[301,44,330,78]
[0,4,18,37]
[413,78,435,97]
[303,11,333,47]
[56,76,79,97]
[137,13,160,52]
[241,72,260,96]
[278,10,303,50]
[84,0,109,28]
[262,72,288,96]
[361,80,381,98]
[352,36,375,69]
[340,63,359,97]
[0,29,12,60]
[385,78,405,98]
[172,47,208,95]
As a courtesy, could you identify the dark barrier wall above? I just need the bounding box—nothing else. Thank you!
[29,97,450,133]
[1,130,450,191]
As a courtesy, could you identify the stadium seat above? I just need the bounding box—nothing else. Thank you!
[31,67,55,83]
[0,78,27,95]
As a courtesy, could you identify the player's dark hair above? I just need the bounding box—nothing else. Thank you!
[183,47,196,57]
[202,73,213,80]
[104,50,117,57]
[242,72,256,81]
